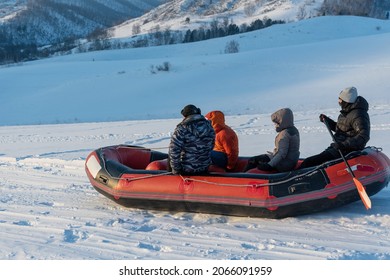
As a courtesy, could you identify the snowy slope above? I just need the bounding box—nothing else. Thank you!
[112,0,324,38]
[1,16,390,126]
[0,16,390,265]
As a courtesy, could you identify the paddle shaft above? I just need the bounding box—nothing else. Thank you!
[323,119,356,177]
[323,118,371,209]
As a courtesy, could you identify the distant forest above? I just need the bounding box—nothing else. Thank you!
[1,0,389,65]
[0,0,152,64]
[320,0,390,18]
[0,15,284,64]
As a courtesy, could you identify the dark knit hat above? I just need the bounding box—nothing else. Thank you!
[181,104,201,117]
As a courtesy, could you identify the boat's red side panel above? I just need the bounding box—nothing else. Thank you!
[85,145,390,218]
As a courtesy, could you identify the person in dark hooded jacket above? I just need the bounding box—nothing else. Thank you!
[299,86,370,169]
[168,104,215,175]
[245,108,300,172]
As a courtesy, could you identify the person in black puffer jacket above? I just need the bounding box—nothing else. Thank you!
[299,86,370,169]
[168,104,215,175]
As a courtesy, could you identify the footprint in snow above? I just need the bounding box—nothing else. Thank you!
[133,224,157,232]
[169,227,181,233]
[241,243,258,250]
[13,220,32,226]
[138,242,161,251]
[206,216,229,224]
[63,229,89,243]
[334,251,390,260]
[37,201,54,207]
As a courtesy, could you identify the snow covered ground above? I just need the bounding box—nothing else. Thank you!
[1,15,390,278]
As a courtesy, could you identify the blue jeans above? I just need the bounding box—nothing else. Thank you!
[211,151,228,169]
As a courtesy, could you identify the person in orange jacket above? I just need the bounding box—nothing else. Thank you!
[205,110,239,171]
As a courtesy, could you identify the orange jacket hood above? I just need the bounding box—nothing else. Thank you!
[205,110,225,132]
[205,111,239,169]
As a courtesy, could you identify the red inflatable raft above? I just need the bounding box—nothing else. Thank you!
[85,145,390,218]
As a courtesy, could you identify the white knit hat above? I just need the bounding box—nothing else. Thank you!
[339,87,358,103]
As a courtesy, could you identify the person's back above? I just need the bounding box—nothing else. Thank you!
[169,105,215,175]
[205,110,239,171]
[244,108,300,172]
[268,108,300,172]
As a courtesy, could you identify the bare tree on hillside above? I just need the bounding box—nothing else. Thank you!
[132,24,141,36]
[320,0,374,16]
[244,2,257,17]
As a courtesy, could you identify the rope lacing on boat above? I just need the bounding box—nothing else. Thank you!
[177,167,324,188]
[102,158,324,188]
[101,146,382,188]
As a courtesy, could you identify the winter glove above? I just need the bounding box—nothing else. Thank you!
[247,157,257,165]
[319,114,330,123]
[257,163,273,171]
[331,142,344,151]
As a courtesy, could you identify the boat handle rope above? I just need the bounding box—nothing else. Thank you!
[178,168,323,188]
[102,160,323,188]
[177,146,384,187]
[101,146,383,188]
[108,145,322,187]
[117,145,168,151]
[100,155,320,188]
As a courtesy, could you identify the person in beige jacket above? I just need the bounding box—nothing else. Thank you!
[245,108,300,172]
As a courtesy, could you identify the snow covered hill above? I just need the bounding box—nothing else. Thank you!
[0,0,168,46]
[0,0,27,22]
[112,0,324,38]
[1,16,389,126]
